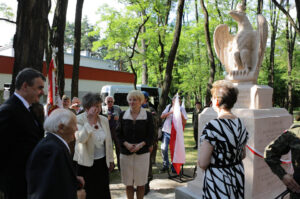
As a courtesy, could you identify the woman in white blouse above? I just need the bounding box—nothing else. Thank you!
[73,93,114,199]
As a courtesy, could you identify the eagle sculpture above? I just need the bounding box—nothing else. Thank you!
[214,4,268,83]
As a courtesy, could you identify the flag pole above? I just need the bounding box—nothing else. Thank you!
[46,48,61,116]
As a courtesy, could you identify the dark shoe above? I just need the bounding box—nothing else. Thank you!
[144,182,150,195]
[193,146,198,149]
[160,166,168,172]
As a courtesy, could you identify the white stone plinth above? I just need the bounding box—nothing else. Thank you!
[176,107,292,199]
[234,83,273,109]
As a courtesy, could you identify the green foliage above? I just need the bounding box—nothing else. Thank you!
[88,0,299,109]
[64,16,101,57]
[0,3,14,20]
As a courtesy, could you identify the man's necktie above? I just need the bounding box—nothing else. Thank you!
[29,106,39,127]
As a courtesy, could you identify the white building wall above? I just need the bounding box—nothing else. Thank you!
[0,74,12,90]
[63,78,132,99]
[0,73,132,102]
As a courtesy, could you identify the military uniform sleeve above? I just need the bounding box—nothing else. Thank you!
[264,132,292,180]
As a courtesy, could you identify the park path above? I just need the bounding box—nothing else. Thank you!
[110,172,188,199]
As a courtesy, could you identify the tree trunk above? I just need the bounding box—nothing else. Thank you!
[11,0,50,94]
[128,16,149,90]
[156,0,172,88]
[51,0,68,97]
[242,0,247,8]
[129,59,137,90]
[71,0,84,99]
[272,0,300,36]
[157,0,185,116]
[195,0,201,64]
[200,0,216,106]
[285,0,296,115]
[296,0,300,29]
[214,0,223,24]
[257,0,263,14]
[158,33,165,88]
[141,10,148,85]
[268,0,280,89]
[195,0,202,102]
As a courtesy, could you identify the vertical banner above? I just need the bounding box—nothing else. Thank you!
[169,94,186,174]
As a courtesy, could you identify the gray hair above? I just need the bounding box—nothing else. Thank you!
[105,96,114,104]
[44,108,76,133]
[82,92,102,109]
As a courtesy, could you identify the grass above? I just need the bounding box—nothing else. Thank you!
[110,113,198,183]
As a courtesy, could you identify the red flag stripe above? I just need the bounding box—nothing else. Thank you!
[246,144,291,164]
[170,122,186,175]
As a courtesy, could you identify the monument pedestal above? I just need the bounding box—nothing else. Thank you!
[176,84,293,199]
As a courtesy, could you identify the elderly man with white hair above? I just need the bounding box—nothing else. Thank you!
[26,109,86,199]
[102,95,122,170]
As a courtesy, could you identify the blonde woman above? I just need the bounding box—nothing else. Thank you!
[73,93,114,199]
[116,90,154,199]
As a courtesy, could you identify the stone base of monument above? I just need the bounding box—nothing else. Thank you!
[175,84,293,199]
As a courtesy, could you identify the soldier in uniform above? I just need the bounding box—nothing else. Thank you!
[142,91,158,195]
[265,112,300,198]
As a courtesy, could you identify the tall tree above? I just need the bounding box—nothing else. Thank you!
[285,0,297,114]
[242,0,247,8]
[272,0,300,36]
[0,3,15,24]
[214,0,224,24]
[195,0,202,102]
[64,17,100,56]
[128,16,150,89]
[141,9,148,85]
[51,0,68,97]
[71,0,84,99]
[157,0,185,115]
[200,0,216,106]
[257,0,263,14]
[268,0,281,88]
[10,0,50,94]
[156,0,172,87]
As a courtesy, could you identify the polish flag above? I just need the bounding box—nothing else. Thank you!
[169,94,186,174]
[46,59,62,115]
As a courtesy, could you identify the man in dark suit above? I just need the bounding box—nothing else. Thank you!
[0,68,45,199]
[26,109,85,199]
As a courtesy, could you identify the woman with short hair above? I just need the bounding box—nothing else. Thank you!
[198,80,248,199]
[116,90,154,199]
[73,92,114,199]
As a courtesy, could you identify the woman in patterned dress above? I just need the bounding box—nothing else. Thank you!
[198,80,248,199]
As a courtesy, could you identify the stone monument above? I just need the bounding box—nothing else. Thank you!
[176,4,293,199]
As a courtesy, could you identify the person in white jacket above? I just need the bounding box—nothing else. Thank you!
[73,93,114,199]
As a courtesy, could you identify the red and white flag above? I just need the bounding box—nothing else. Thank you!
[169,94,186,174]
[46,59,62,115]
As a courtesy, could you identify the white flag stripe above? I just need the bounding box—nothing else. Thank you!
[173,94,185,163]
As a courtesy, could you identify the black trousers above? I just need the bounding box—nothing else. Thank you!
[78,157,111,199]
[193,127,198,147]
